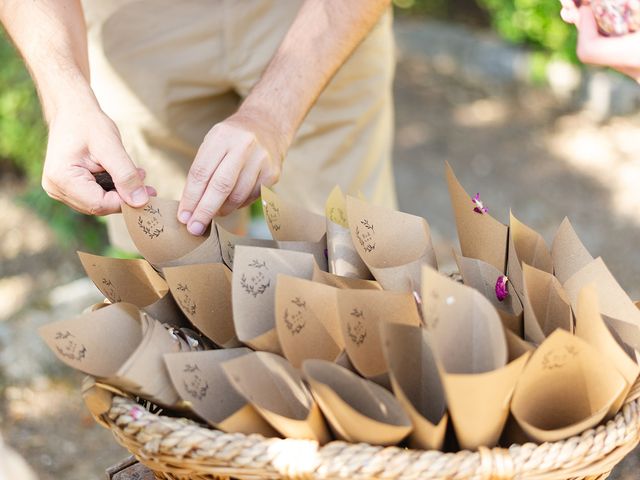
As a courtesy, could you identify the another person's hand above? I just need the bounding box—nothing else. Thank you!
[42,101,156,215]
[177,108,288,235]
[561,2,640,81]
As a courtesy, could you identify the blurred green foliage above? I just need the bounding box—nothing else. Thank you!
[393,0,578,63]
[0,28,106,252]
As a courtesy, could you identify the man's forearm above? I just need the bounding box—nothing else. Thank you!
[0,0,93,122]
[240,0,391,152]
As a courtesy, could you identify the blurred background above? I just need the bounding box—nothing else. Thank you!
[2,0,640,478]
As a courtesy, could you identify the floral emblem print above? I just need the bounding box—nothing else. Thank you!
[183,364,209,400]
[54,331,87,361]
[176,283,197,316]
[263,200,281,232]
[240,259,271,297]
[137,204,164,239]
[346,308,367,346]
[355,219,376,253]
[283,297,307,335]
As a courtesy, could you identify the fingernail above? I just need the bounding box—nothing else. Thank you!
[188,221,205,236]
[131,187,149,205]
[178,210,191,223]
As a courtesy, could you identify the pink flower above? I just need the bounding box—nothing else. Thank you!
[129,406,143,420]
[495,275,509,302]
[472,193,488,214]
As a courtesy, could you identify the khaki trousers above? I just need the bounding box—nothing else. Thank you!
[82,0,397,249]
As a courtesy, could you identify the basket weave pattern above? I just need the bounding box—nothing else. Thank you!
[97,381,640,480]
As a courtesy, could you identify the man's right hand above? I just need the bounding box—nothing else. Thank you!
[42,102,156,215]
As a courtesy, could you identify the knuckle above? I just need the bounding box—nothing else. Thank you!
[195,204,216,220]
[211,174,235,195]
[189,163,211,184]
[114,168,140,187]
[88,202,108,216]
[226,189,246,206]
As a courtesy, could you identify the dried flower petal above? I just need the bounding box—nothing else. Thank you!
[495,275,509,302]
[129,406,144,420]
[472,193,488,214]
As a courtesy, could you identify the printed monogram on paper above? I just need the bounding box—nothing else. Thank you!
[176,283,197,316]
[283,297,307,335]
[240,259,271,297]
[355,218,376,253]
[225,241,235,268]
[54,331,87,362]
[264,200,281,232]
[182,364,209,401]
[328,206,347,226]
[137,205,164,239]
[541,344,579,370]
[422,290,441,330]
[101,277,122,302]
[346,308,367,346]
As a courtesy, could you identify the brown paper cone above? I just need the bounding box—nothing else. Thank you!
[336,289,421,385]
[222,351,331,443]
[164,263,240,348]
[511,329,626,443]
[380,323,448,450]
[232,246,316,353]
[563,257,640,350]
[275,275,344,368]
[312,265,380,290]
[522,264,573,345]
[551,217,594,284]
[302,359,412,446]
[164,349,278,436]
[445,161,508,272]
[575,285,640,414]
[346,195,437,292]
[507,212,553,299]
[421,266,529,450]
[261,185,326,242]
[325,186,372,279]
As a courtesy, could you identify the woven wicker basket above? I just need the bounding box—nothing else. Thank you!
[83,377,640,480]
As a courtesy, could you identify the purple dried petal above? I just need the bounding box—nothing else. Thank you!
[495,275,509,302]
[472,193,488,214]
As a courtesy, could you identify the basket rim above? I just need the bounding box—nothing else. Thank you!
[95,379,640,480]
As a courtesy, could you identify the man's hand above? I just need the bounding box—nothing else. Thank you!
[177,108,287,235]
[43,102,155,215]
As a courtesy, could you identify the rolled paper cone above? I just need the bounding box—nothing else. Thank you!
[261,185,326,243]
[421,266,529,450]
[575,285,640,415]
[302,359,412,446]
[275,275,345,368]
[564,257,640,350]
[164,349,278,437]
[511,330,626,443]
[325,186,372,279]
[336,288,421,385]
[380,323,448,450]
[522,264,573,345]
[312,265,380,290]
[445,161,508,272]
[222,352,331,443]
[232,246,316,354]
[164,263,240,348]
[121,198,223,270]
[551,217,594,285]
[506,212,553,300]
[346,195,437,292]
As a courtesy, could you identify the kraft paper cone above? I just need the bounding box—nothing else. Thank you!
[222,351,331,443]
[217,223,328,271]
[38,303,181,406]
[564,257,640,350]
[504,329,535,361]
[312,265,380,290]
[551,217,594,284]
[261,185,326,242]
[275,275,345,368]
[302,359,412,446]
[325,186,372,279]
[122,198,223,270]
[453,251,523,334]
[511,330,626,443]
[507,212,553,299]
[346,195,437,292]
[164,349,278,436]
[232,246,316,353]
[336,289,421,385]
[380,323,448,450]
[421,266,529,450]
[445,161,508,272]
[575,286,639,415]
[164,263,240,348]
[522,264,573,345]
[77,251,186,326]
